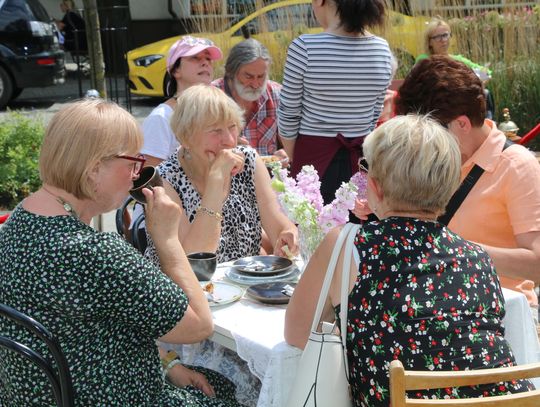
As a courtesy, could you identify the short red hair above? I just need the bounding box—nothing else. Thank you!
[395,55,486,127]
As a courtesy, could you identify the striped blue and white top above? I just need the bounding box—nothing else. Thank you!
[278,32,393,139]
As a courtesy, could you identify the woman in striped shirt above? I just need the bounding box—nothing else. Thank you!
[278,0,393,204]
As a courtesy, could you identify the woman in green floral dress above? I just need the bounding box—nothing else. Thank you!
[0,99,244,406]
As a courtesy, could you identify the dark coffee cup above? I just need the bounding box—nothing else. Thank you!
[187,252,217,281]
[129,166,163,204]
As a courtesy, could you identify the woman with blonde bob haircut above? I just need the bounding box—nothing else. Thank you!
[1,99,246,406]
[145,84,298,265]
[39,99,142,202]
[170,85,245,146]
[415,18,494,120]
[421,17,451,56]
[286,114,530,406]
[144,84,299,404]
[362,113,461,217]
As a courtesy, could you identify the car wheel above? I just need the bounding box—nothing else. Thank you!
[0,65,14,110]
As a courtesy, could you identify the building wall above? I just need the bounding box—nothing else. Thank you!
[41,0,198,21]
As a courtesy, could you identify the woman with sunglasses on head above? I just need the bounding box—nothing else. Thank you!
[0,99,245,406]
[142,36,223,168]
[285,114,532,406]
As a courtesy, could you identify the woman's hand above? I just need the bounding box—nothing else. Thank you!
[167,364,216,398]
[142,186,182,243]
[273,228,299,258]
[352,198,372,221]
[206,148,245,201]
[273,149,290,168]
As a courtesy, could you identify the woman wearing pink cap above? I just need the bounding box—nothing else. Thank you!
[142,36,223,167]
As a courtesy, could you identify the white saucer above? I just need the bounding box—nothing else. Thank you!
[200,281,244,307]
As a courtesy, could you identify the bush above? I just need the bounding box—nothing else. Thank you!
[0,112,44,209]
[446,7,540,146]
[489,55,540,150]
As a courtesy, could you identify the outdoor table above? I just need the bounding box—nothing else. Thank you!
[173,264,540,407]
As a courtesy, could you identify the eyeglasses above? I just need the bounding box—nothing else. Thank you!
[116,154,146,175]
[181,36,214,47]
[430,32,451,42]
[358,157,369,173]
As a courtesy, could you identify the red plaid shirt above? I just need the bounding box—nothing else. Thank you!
[212,78,281,155]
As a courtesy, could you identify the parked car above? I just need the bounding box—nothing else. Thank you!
[0,0,65,109]
[127,0,429,98]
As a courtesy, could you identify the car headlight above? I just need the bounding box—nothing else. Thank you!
[133,54,163,67]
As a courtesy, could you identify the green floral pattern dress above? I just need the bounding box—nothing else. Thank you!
[0,205,243,406]
[339,217,533,406]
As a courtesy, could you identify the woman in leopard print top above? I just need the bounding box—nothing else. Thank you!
[145,85,298,264]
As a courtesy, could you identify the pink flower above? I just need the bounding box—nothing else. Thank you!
[271,165,359,239]
[350,171,368,200]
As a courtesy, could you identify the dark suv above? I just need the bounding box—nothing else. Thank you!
[0,0,65,109]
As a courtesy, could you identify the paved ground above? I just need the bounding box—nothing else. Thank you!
[1,65,162,233]
[2,64,158,125]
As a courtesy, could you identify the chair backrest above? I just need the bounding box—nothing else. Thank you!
[115,196,147,253]
[0,303,74,407]
[389,359,540,406]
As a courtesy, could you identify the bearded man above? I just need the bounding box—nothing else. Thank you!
[212,39,287,160]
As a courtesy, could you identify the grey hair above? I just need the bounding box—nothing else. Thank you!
[224,39,271,80]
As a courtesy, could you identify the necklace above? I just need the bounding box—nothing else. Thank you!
[42,187,79,219]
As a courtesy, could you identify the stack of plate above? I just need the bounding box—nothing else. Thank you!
[225,255,300,285]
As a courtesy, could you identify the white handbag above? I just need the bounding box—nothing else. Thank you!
[285,223,359,407]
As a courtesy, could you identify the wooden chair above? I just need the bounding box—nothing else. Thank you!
[0,303,74,406]
[389,359,540,406]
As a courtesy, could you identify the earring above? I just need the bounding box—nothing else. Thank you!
[181,147,192,160]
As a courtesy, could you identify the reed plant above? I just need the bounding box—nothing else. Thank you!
[181,0,539,142]
[444,5,539,142]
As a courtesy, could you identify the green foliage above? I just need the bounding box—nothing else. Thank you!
[441,8,540,144]
[489,54,540,150]
[0,112,44,209]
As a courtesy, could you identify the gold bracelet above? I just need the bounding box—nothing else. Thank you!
[196,206,223,221]
[161,350,178,368]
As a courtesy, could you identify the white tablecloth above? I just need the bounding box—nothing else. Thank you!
[175,268,540,407]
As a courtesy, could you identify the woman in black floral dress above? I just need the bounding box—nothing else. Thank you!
[285,114,533,406]
[0,99,244,406]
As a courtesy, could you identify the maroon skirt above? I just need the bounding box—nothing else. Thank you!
[291,134,365,204]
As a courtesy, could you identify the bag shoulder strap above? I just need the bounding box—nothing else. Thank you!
[310,223,355,332]
[438,138,513,225]
[340,224,360,379]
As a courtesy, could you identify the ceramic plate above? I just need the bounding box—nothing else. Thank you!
[232,255,293,276]
[225,266,301,286]
[247,282,297,305]
[200,281,244,307]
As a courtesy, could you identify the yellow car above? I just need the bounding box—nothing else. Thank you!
[127,0,428,97]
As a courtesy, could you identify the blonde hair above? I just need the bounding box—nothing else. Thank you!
[362,114,461,214]
[170,85,245,145]
[424,18,451,55]
[39,99,142,200]
[61,0,76,10]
